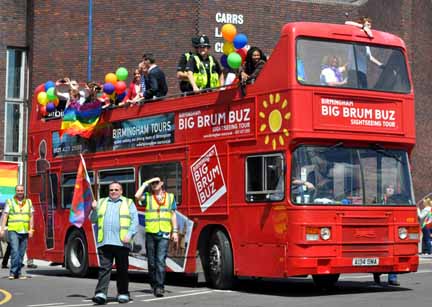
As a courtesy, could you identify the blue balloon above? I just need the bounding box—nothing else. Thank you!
[233,33,248,49]
[116,91,126,101]
[103,82,115,94]
[45,80,55,91]
[220,54,229,69]
[46,102,56,113]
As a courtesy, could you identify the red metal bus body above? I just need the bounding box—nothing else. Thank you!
[27,22,418,289]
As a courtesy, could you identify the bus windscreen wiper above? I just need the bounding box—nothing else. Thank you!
[370,144,403,163]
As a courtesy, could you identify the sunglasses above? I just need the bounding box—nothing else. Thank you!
[151,181,160,185]
[109,189,120,192]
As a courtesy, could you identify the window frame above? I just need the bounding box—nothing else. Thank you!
[245,152,285,202]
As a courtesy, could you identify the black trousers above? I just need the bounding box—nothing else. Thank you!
[95,245,130,296]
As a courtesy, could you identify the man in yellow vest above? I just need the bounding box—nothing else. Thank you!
[186,34,224,93]
[91,181,138,305]
[0,184,34,280]
[176,36,200,94]
[135,177,178,297]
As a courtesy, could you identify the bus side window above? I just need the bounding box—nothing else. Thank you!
[138,162,182,206]
[245,153,284,202]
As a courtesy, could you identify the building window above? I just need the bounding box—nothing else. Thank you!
[4,48,26,162]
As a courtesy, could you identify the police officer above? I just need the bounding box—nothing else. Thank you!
[91,181,138,305]
[186,34,224,92]
[0,184,34,280]
[135,177,178,297]
[176,36,200,94]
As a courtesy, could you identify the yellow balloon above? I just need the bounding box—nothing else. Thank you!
[105,72,117,84]
[37,91,49,106]
[221,24,237,42]
[222,42,235,55]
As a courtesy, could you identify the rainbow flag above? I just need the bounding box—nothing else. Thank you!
[69,155,93,228]
[0,162,19,208]
[60,100,102,139]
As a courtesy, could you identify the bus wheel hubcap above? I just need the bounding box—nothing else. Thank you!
[209,244,221,274]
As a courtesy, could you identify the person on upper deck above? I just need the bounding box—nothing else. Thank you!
[177,36,200,94]
[346,17,384,88]
[142,53,168,100]
[320,55,347,86]
[123,69,144,105]
[186,35,224,93]
[239,46,267,84]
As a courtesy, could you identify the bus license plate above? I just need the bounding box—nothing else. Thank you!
[352,257,379,266]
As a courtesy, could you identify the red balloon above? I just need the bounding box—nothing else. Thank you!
[39,105,48,117]
[237,47,247,62]
[34,83,45,95]
[115,81,127,94]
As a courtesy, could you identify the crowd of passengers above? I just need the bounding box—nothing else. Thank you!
[54,34,267,111]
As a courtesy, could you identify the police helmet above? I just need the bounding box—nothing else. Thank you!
[197,35,211,48]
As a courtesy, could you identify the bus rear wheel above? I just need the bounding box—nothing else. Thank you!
[65,229,89,277]
[312,274,340,289]
[206,230,234,289]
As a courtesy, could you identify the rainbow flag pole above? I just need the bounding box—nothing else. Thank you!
[69,154,94,228]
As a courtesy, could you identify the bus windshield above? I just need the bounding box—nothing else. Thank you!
[296,38,411,93]
[291,146,414,206]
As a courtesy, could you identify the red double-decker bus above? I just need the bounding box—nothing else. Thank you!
[27,22,418,289]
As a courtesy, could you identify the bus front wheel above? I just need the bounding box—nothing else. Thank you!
[65,229,89,277]
[206,230,234,289]
[312,274,340,289]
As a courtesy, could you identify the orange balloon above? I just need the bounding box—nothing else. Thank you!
[221,24,237,42]
[105,72,117,84]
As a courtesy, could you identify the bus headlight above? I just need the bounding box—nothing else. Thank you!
[320,227,331,240]
[398,227,408,240]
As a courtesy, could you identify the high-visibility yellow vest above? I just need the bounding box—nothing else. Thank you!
[97,196,132,243]
[192,55,220,89]
[144,192,174,234]
[7,198,32,233]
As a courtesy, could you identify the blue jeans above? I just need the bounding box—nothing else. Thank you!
[145,233,169,289]
[388,273,398,282]
[8,231,28,277]
[422,226,431,254]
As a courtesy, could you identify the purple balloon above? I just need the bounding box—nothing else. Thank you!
[233,33,248,49]
[220,54,229,69]
[116,91,126,101]
[45,80,55,91]
[103,82,115,94]
[46,102,56,113]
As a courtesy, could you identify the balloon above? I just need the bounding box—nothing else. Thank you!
[236,47,247,62]
[114,81,127,94]
[103,82,115,94]
[46,102,56,113]
[53,98,60,106]
[233,33,248,49]
[37,92,49,105]
[220,54,229,69]
[45,80,55,91]
[221,24,237,42]
[222,42,235,55]
[46,87,57,100]
[105,73,117,84]
[39,105,47,116]
[116,67,128,81]
[116,91,126,102]
[227,52,242,69]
